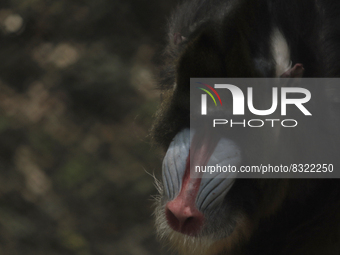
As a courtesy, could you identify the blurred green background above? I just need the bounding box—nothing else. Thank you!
[0,0,178,254]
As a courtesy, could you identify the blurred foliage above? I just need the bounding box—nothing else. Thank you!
[0,0,179,254]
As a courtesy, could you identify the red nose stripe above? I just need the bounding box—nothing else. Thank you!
[165,130,220,236]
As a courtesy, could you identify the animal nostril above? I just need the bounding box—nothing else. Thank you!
[184,216,197,229]
[165,207,180,229]
[165,202,205,236]
[186,216,194,223]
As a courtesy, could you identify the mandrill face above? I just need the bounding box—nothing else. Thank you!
[150,0,340,255]
[153,125,290,254]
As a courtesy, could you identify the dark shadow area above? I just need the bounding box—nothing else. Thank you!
[0,0,179,254]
